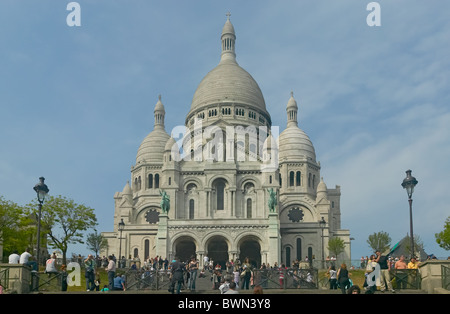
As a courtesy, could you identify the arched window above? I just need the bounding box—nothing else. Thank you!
[286,247,291,267]
[247,198,252,218]
[144,239,150,260]
[296,238,302,261]
[133,248,139,258]
[155,174,160,188]
[279,174,282,187]
[296,171,301,186]
[189,199,195,219]
[217,181,225,210]
[289,171,295,187]
[148,174,153,189]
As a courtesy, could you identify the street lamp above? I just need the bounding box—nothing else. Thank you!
[401,170,418,259]
[319,216,326,269]
[33,177,49,267]
[118,218,125,268]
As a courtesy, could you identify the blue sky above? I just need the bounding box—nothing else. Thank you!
[1,1,449,260]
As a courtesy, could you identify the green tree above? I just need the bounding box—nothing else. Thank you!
[86,230,108,256]
[26,195,97,264]
[367,231,391,253]
[327,237,345,258]
[435,216,450,251]
[0,196,34,259]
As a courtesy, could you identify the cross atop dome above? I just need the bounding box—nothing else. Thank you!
[221,13,236,62]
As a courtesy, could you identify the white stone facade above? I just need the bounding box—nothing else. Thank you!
[101,16,350,268]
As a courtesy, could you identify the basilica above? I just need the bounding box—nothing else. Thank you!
[102,16,351,268]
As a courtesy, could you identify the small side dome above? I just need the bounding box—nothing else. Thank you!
[317,177,327,193]
[316,177,328,202]
[165,137,177,151]
[278,92,316,161]
[136,95,170,164]
[136,129,170,163]
[122,181,132,195]
[278,127,316,161]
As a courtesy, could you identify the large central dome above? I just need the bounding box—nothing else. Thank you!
[186,16,270,126]
[190,59,267,112]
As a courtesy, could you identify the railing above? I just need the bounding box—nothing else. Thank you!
[252,268,318,289]
[121,268,173,291]
[120,267,319,291]
[0,268,9,290]
[442,265,450,291]
[30,272,65,292]
[390,269,421,290]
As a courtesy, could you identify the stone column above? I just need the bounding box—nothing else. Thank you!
[156,213,169,259]
[268,212,281,265]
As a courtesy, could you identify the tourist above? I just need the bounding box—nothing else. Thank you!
[8,250,20,264]
[394,255,408,289]
[169,257,185,294]
[203,255,209,271]
[45,253,58,276]
[364,255,379,293]
[224,281,239,294]
[328,265,337,289]
[105,255,116,290]
[219,278,230,294]
[19,248,32,265]
[253,285,263,294]
[348,285,361,294]
[188,257,199,291]
[241,258,252,290]
[408,257,419,269]
[337,263,351,294]
[84,254,96,291]
[375,250,395,293]
[112,273,126,291]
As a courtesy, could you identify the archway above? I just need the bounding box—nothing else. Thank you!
[207,236,229,269]
[174,236,196,263]
[239,237,261,268]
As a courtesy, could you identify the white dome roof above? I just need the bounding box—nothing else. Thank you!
[190,60,267,112]
[278,126,316,161]
[136,128,170,163]
[136,96,170,164]
[187,16,269,121]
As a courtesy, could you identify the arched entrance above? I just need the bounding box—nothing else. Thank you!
[207,236,228,269]
[174,236,196,262]
[239,236,261,268]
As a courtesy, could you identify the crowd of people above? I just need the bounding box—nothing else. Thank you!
[326,251,430,294]
[7,247,448,294]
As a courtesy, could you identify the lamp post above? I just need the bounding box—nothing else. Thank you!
[118,218,125,268]
[33,177,49,267]
[401,170,418,259]
[319,216,326,269]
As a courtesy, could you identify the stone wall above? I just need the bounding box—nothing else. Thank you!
[419,260,450,294]
[0,264,31,294]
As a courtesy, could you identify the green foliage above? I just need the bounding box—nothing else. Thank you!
[435,216,450,251]
[327,237,345,257]
[0,196,35,258]
[86,231,109,256]
[367,231,391,253]
[25,195,97,263]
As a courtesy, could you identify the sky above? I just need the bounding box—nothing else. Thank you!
[1,0,449,261]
